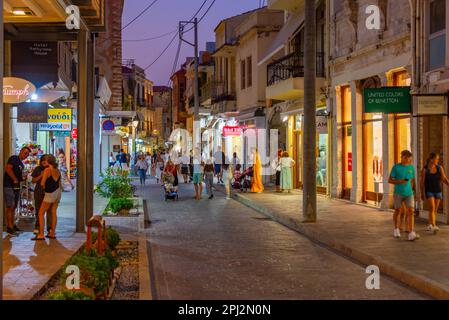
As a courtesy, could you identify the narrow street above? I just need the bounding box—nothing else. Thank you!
[137,180,427,300]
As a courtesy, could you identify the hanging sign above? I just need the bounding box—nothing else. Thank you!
[414,95,448,115]
[71,128,78,139]
[222,126,242,136]
[17,102,48,123]
[316,116,328,134]
[48,108,72,123]
[3,77,36,103]
[363,87,411,114]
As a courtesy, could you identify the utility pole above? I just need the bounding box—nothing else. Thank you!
[303,0,317,222]
[179,18,200,149]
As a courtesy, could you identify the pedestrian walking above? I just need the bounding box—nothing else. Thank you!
[32,155,50,234]
[58,148,74,191]
[192,148,204,200]
[222,162,233,200]
[250,148,264,193]
[3,147,31,235]
[271,149,283,193]
[204,159,215,199]
[32,154,62,241]
[213,147,225,184]
[145,152,152,176]
[135,155,149,185]
[389,150,419,241]
[180,153,190,183]
[280,151,295,193]
[109,152,116,167]
[155,152,164,184]
[420,152,449,234]
[164,160,179,187]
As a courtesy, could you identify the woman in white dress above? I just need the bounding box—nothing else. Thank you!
[155,152,164,184]
[280,151,295,193]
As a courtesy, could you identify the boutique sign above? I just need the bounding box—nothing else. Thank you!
[363,87,411,114]
[3,77,36,104]
[38,108,73,132]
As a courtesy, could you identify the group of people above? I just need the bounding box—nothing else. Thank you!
[271,149,296,193]
[390,150,449,241]
[4,147,64,240]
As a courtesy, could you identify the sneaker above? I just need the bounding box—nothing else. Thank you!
[393,228,401,238]
[427,225,434,233]
[408,231,420,241]
[226,196,231,200]
[434,225,440,233]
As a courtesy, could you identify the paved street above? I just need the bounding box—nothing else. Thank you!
[137,180,427,300]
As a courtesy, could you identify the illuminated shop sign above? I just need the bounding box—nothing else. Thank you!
[3,77,36,103]
[222,126,242,136]
[363,87,411,114]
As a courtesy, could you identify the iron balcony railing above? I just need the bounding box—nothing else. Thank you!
[267,51,325,86]
[211,80,236,103]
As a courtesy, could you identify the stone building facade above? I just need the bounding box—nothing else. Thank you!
[95,0,124,110]
[329,0,413,210]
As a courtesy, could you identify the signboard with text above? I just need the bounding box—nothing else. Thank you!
[414,95,448,115]
[222,126,242,136]
[363,87,411,114]
[3,77,36,104]
[316,116,328,134]
[38,123,72,131]
[17,102,48,123]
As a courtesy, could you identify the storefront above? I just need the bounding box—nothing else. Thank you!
[337,70,412,207]
[284,109,330,194]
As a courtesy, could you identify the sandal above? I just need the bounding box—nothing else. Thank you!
[31,236,45,241]
[46,235,57,239]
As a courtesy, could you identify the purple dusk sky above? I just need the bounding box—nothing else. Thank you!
[122,0,264,85]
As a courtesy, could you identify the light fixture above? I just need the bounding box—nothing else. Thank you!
[12,9,26,15]
[12,7,34,16]
[31,93,38,101]
[282,116,288,123]
[132,120,139,128]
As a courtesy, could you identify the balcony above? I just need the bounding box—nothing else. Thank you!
[211,81,236,104]
[266,51,325,101]
[268,0,303,11]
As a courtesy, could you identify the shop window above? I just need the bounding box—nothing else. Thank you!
[240,59,246,90]
[363,113,384,204]
[247,56,252,88]
[429,0,446,70]
[317,132,328,189]
[341,86,352,197]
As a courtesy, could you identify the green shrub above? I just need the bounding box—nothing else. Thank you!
[90,227,121,251]
[97,168,133,199]
[105,249,119,270]
[108,198,134,214]
[48,290,93,300]
[62,249,113,295]
[106,227,121,250]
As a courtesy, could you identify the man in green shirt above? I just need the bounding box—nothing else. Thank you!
[389,150,419,241]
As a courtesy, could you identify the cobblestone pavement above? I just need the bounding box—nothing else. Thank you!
[137,181,427,300]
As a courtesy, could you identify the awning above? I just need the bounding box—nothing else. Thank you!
[103,110,144,122]
[258,10,304,66]
[97,77,112,107]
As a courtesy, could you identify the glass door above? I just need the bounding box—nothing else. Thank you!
[363,113,383,204]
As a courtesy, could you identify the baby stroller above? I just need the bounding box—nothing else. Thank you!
[232,166,253,192]
[162,172,179,201]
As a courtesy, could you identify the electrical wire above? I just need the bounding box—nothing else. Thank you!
[143,31,179,71]
[143,0,211,73]
[184,0,217,33]
[167,38,183,86]
[122,0,160,31]
[123,29,177,42]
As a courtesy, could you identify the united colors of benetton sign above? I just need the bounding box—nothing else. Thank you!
[363,87,411,114]
[3,77,36,103]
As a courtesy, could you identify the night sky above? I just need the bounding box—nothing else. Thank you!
[122,0,264,85]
